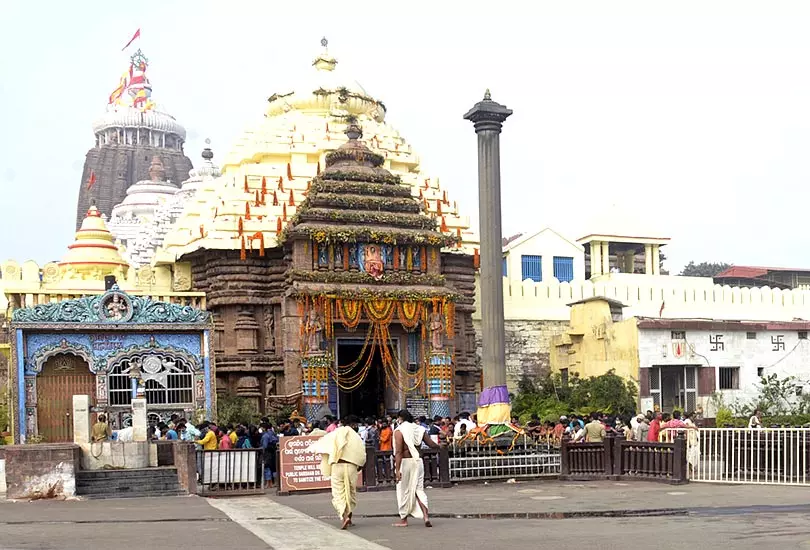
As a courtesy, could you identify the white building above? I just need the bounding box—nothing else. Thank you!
[636,319,810,417]
[502,228,585,284]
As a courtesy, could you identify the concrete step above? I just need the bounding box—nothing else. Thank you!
[77,482,180,495]
[77,467,178,480]
[75,467,182,499]
[79,490,186,500]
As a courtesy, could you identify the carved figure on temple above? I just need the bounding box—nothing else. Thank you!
[430,311,445,352]
[412,246,422,270]
[264,307,275,352]
[363,243,384,279]
[318,244,329,267]
[382,244,393,268]
[105,293,128,320]
[334,244,344,269]
[305,310,324,353]
[349,244,359,270]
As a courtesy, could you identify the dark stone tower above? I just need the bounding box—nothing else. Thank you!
[75,49,193,228]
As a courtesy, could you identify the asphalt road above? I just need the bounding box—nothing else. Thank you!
[346,511,810,550]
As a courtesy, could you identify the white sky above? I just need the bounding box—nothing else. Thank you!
[2,0,810,273]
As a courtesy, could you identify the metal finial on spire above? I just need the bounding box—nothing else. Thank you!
[484,89,492,101]
[345,121,363,140]
[321,37,328,48]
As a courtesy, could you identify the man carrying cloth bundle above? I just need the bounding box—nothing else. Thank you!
[393,409,442,528]
[310,415,366,530]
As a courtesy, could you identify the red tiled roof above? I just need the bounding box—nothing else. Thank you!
[715,265,810,278]
[714,266,769,279]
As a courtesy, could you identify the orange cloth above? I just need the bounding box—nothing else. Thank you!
[379,426,393,451]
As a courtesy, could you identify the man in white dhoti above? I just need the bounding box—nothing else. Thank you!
[393,409,441,527]
[310,415,366,530]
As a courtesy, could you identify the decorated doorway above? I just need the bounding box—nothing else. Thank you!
[334,338,398,419]
[36,353,96,443]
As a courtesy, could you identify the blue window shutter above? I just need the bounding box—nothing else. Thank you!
[553,256,574,282]
[521,255,542,282]
[502,257,507,277]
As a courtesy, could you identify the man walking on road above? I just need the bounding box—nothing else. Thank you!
[393,409,441,528]
[310,415,366,530]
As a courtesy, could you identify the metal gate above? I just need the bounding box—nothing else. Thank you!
[36,353,96,442]
[684,428,810,486]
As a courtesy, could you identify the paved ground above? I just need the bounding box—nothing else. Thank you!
[2,481,810,549]
[274,479,810,518]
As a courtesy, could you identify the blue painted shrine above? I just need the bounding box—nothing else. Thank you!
[10,287,213,443]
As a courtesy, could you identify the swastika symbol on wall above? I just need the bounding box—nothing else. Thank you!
[772,335,785,352]
[709,334,724,352]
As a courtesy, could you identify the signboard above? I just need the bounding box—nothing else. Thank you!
[278,435,362,493]
[406,396,430,419]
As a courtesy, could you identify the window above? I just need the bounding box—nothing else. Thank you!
[521,255,542,282]
[108,354,195,406]
[800,331,808,340]
[718,367,740,390]
[757,367,764,377]
[671,331,685,340]
[553,256,574,282]
[560,368,569,387]
[502,257,507,277]
[747,332,757,340]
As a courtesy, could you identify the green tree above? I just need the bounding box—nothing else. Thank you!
[679,261,730,278]
[512,370,637,421]
[215,396,260,427]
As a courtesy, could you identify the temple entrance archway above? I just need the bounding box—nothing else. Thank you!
[333,338,399,419]
[36,353,96,442]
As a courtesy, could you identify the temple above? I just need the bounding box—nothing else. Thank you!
[154,40,480,417]
[74,48,193,228]
[106,144,221,267]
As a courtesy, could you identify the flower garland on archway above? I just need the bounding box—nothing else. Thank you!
[298,295,455,393]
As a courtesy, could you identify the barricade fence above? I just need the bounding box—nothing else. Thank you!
[196,448,264,496]
[662,427,810,486]
[449,435,560,482]
[561,432,687,484]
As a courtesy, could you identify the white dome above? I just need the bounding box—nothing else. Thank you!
[92,106,186,139]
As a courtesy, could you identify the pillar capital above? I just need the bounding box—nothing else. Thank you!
[464,90,513,134]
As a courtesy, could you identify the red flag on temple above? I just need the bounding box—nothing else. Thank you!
[245,202,251,220]
[272,190,279,206]
[283,203,287,221]
[86,170,97,190]
[276,217,282,232]
[244,175,249,193]
[121,28,141,51]
[287,163,293,181]
[440,216,448,232]
[289,190,295,206]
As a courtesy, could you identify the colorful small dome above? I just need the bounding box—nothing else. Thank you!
[59,205,130,277]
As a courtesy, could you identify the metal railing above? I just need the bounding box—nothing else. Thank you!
[449,435,560,481]
[675,427,810,486]
[196,449,264,496]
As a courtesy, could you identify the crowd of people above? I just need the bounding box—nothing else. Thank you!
[521,409,701,444]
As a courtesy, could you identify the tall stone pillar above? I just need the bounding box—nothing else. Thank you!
[652,244,661,275]
[464,90,512,431]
